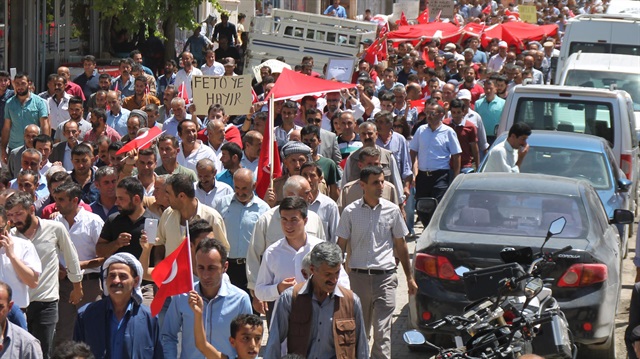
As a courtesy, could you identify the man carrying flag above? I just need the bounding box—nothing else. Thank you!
[161,237,252,359]
[74,253,164,358]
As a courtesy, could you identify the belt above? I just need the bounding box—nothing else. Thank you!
[419,169,448,176]
[351,268,396,275]
[228,258,246,265]
[83,272,101,281]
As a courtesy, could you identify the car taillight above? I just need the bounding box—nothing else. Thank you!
[621,154,633,180]
[414,253,460,281]
[557,264,607,287]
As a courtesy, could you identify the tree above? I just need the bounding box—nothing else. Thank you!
[92,0,222,61]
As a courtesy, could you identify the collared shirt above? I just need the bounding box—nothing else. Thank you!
[12,219,83,302]
[174,68,203,99]
[462,109,489,151]
[0,320,43,358]
[9,176,49,204]
[108,299,134,359]
[309,192,340,243]
[266,281,368,359]
[483,140,520,173]
[47,93,72,129]
[5,94,49,150]
[177,141,219,173]
[100,210,155,258]
[156,73,176,102]
[84,124,122,143]
[377,132,413,181]
[195,180,233,208]
[410,123,462,171]
[90,198,119,223]
[74,69,100,101]
[274,124,302,148]
[162,114,200,138]
[111,76,135,99]
[213,194,270,259]
[157,200,228,256]
[393,104,418,126]
[475,96,505,138]
[445,118,478,168]
[55,119,92,142]
[55,208,104,274]
[0,237,41,308]
[323,4,347,17]
[201,62,225,76]
[0,89,14,135]
[70,167,100,204]
[122,94,161,112]
[337,198,409,270]
[107,108,131,136]
[162,281,251,359]
[487,53,506,73]
[62,142,74,170]
[215,169,234,188]
[338,180,399,214]
[154,163,198,183]
[240,153,258,175]
[246,207,326,290]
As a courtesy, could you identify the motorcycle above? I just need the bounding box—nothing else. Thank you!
[404,217,577,359]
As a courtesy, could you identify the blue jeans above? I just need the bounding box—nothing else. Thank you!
[27,300,58,359]
[406,187,416,235]
[8,304,26,329]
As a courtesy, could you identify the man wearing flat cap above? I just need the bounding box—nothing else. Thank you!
[74,253,164,358]
[266,141,312,207]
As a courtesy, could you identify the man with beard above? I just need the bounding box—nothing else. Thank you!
[69,143,99,205]
[158,85,176,125]
[6,191,83,359]
[194,158,232,208]
[47,75,72,135]
[84,108,121,143]
[73,55,100,103]
[205,119,226,171]
[122,76,161,112]
[174,52,203,99]
[90,166,119,222]
[156,60,176,105]
[177,119,217,173]
[213,168,269,294]
[2,73,50,163]
[85,74,111,112]
[216,142,243,188]
[110,58,135,99]
[269,141,312,207]
[74,253,163,358]
[52,182,105,346]
[458,66,484,106]
[53,96,92,143]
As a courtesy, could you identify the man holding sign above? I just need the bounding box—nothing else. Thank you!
[191,75,253,117]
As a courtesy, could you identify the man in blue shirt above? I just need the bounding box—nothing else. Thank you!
[73,55,101,102]
[74,253,163,358]
[324,0,347,18]
[161,238,252,359]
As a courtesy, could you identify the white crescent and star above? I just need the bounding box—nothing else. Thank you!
[163,260,179,284]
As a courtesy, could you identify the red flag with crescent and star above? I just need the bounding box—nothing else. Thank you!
[150,237,193,316]
[115,126,164,156]
[255,119,282,198]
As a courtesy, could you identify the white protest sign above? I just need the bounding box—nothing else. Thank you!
[429,0,455,19]
[325,58,356,83]
[191,75,253,116]
[392,1,420,21]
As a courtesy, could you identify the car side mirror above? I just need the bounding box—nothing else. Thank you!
[611,209,634,225]
[617,178,633,192]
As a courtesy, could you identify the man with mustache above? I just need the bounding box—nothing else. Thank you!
[74,253,163,358]
[213,168,269,294]
[83,108,122,143]
[265,241,367,358]
[6,191,83,358]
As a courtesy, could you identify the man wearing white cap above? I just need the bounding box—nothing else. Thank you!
[443,42,464,61]
[487,41,509,73]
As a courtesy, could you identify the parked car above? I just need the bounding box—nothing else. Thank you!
[409,173,634,358]
[479,131,633,252]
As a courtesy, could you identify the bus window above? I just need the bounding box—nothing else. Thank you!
[307,29,315,40]
[327,32,337,43]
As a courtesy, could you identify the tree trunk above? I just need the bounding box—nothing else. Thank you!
[164,16,177,61]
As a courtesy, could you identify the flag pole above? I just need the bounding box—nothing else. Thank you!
[268,93,275,188]
[186,220,194,291]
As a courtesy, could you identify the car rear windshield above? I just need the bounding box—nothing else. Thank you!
[564,70,640,111]
[520,146,612,190]
[568,42,640,57]
[514,98,614,145]
[440,190,588,238]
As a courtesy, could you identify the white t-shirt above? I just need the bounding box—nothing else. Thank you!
[0,237,42,308]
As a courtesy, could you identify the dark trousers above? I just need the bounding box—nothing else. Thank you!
[54,276,103,347]
[27,300,58,359]
[227,259,249,295]
[415,170,450,226]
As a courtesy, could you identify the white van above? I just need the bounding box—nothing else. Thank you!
[496,85,639,207]
[555,14,640,84]
[244,9,378,75]
[558,52,640,140]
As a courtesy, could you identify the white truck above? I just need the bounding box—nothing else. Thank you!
[244,9,378,75]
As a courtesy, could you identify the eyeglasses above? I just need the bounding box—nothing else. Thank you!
[425,111,440,117]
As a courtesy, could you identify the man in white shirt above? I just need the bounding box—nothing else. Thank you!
[176,119,219,173]
[200,49,225,76]
[51,182,105,346]
[47,76,72,132]
[174,51,203,99]
[487,41,508,73]
[194,158,233,207]
[300,162,339,243]
[484,122,531,173]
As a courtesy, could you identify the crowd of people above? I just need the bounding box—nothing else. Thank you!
[0,1,601,358]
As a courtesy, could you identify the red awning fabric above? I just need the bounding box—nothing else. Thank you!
[480,22,558,49]
[269,68,356,101]
[386,22,463,44]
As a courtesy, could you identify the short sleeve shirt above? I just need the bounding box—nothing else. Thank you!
[4,94,48,150]
[99,210,155,259]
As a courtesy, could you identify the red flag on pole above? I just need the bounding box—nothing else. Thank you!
[379,23,389,38]
[417,8,430,24]
[255,95,282,198]
[150,236,193,316]
[396,11,409,26]
[116,127,164,155]
[251,88,259,104]
[178,82,190,105]
[482,5,492,14]
[435,10,442,22]
[364,38,388,65]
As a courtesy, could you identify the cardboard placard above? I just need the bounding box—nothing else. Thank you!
[325,58,356,83]
[392,1,420,21]
[191,75,253,116]
[428,0,455,19]
[519,5,538,24]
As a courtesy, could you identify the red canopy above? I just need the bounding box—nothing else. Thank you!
[481,22,558,49]
[386,22,463,44]
[269,68,356,101]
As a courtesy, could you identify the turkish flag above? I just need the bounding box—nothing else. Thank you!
[379,23,389,38]
[417,8,430,24]
[115,126,164,155]
[396,11,409,26]
[364,38,388,65]
[255,120,282,199]
[251,88,259,104]
[178,82,190,104]
[482,5,492,14]
[410,99,425,113]
[150,237,193,316]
